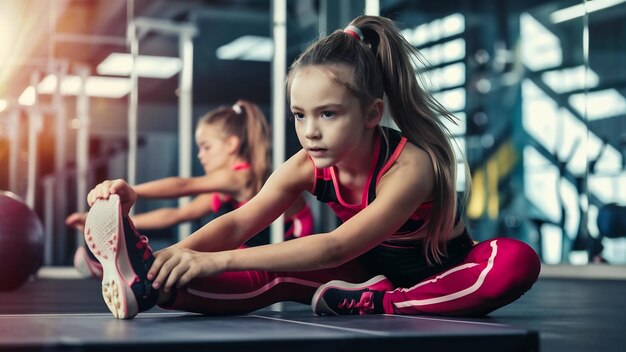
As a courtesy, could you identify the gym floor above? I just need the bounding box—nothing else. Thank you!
[0,271,624,352]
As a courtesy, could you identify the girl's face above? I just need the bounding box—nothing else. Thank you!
[195,122,233,174]
[290,65,374,169]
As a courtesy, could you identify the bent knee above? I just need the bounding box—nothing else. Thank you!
[489,238,541,295]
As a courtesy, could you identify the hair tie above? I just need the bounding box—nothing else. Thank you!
[232,104,242,115]
[344,25,364,41]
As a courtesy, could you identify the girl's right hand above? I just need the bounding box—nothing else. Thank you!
[87,179,137,216]
[65,212,87,231]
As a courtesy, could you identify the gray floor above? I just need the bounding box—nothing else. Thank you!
[0,311,536,352]
[0,275,623,351]
[492,278,626,352]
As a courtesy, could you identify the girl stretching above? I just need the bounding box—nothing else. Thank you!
[84,16,540,319]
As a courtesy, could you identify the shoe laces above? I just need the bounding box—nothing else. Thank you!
[337,291,375,315]
[135,235,152,261]
[125,218,152,262]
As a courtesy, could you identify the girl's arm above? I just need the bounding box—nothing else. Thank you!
[168,150,314,253]
[130,193,215,229]
[222,144,434,272]
[148,150,314,287]
[150,146,435,291]
[70,191,216,231]
[133,168,247,199]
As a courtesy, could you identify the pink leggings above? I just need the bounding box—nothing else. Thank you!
[162,238,540,316]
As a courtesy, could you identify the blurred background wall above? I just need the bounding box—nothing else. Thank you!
[0,0,624,267]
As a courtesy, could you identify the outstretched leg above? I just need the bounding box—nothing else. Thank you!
[161,260,370,315]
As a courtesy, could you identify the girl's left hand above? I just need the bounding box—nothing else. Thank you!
[148,246,226,292]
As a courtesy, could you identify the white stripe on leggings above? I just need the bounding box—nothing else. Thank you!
[187,277,320,300]
[393,240,498,309]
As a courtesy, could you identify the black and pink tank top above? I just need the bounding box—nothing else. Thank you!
[311,127,433,241]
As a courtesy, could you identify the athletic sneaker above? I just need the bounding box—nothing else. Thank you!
[84,195,158,319]
[311,275,394,316]
[73,245,103,280]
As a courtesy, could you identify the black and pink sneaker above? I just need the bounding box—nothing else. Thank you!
[311,275,394,316]
[84,195,158,319]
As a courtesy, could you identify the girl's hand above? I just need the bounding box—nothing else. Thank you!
[87,179,137,216]
[148,246,227,292]
[65,212,87,231]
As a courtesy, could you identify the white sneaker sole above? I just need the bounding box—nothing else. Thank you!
[84,195,139,319]
[311,275,392,315]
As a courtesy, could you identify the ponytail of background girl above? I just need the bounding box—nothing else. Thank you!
[198,100,271,194]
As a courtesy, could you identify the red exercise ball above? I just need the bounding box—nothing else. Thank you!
[0,191,44,291]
